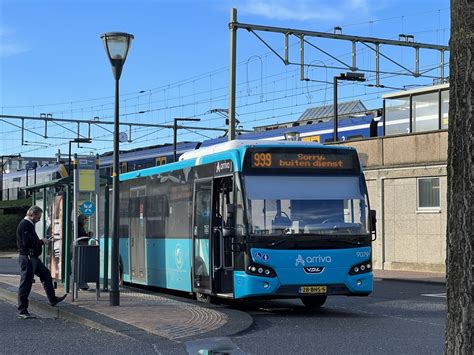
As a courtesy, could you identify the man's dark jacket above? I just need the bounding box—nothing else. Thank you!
[16,219,44,257]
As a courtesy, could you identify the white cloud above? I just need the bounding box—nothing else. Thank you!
[0,26,30,58]
[0,43,30,57]
[238,0,374,22]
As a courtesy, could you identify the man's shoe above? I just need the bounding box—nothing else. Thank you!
[50,294,67,306]
[17,311,36,319]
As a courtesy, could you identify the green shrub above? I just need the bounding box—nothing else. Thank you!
[0,197,31,208]
[0,214,23,250]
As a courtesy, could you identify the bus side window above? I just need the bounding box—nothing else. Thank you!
[235,177,246,236]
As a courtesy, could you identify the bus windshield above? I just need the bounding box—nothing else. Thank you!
[244,175,369,236]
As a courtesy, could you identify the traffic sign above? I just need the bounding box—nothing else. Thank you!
[79,201,96,217]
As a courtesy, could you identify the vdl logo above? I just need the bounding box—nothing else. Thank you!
[304,266,325,274]
[295,254,332,266]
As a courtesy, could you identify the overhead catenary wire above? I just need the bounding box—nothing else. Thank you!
[1,8,450,156]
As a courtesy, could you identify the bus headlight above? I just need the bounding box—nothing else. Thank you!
[349,261,372,275]
[247,263,276,277]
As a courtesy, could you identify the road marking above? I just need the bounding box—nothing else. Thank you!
[333,305,444,327]
[421,293,446,298]
[151,344,162,355]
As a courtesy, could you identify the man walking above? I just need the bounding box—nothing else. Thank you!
[17,206,67,319]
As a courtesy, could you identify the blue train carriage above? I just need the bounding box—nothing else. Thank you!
[117,139,376,307]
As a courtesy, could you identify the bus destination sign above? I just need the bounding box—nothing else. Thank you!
[250,152,354,170]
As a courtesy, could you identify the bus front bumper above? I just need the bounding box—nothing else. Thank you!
[233,271,373,299]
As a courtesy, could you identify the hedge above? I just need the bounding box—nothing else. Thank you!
[0,198,31,250]
[0,214,23,250]
[0,197,32,208]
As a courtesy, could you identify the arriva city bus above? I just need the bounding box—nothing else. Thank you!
[115,140,376,307]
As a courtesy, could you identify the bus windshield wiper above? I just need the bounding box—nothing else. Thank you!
[316,238,366,246]
[266,233,305,247]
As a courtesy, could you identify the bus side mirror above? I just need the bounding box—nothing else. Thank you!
[369,209,377,241]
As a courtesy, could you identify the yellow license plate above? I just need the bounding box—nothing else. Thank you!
[299,286,327,294]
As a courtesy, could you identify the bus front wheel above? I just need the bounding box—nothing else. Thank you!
[301,295,327,308]
[196,292,213,303]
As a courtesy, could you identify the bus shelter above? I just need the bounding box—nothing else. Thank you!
[22,174,111,295]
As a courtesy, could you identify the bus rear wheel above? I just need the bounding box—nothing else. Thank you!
[300,295,327,308]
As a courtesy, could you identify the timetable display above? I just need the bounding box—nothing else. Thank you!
[250,152,354,170]
[245,148,359,174]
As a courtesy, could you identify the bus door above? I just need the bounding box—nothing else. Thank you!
[130,186,146,283]
[212,176,234,296]
[192,179,213,293]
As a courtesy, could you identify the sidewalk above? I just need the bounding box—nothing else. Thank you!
[0,266,444,346]
[0,274,253,347]
[374,269,445,284]
[0,252,18,259]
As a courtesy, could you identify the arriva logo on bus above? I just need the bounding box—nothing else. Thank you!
[215,161,232,173]
[295,254,332,266]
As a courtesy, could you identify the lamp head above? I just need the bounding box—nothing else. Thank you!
[100,32,134,80]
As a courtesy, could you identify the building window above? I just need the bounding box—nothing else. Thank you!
[417,177,440,211]
[385,97,410,135]
[441,90,449,129]
[413,92,439,133]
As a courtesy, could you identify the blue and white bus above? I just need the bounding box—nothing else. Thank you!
[116,140,376,307]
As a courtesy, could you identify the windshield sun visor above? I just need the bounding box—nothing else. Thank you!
[244,175,364,200]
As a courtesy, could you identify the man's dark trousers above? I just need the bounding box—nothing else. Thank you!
[18,255,55,313]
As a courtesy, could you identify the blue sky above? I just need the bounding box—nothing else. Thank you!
[0,0,450,158]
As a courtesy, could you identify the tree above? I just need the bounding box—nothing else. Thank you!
[445,0,474,353]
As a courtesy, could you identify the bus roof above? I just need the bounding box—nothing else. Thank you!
[179,139,335,162]
[120,140,358,181]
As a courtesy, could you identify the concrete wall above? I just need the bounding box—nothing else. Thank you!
[331,130,448,273]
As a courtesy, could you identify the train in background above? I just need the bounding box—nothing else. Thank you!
[1,112,381,200]
[1,164,68,200]
[99,112,381,175]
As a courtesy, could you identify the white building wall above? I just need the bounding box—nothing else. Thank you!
[332,130,448,273]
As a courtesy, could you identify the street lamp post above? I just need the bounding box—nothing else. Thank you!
[101,32,134,306]
[173,118,201,162]
[333,72,366,142]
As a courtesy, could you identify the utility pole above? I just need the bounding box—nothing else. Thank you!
[173,118,201,162]
[333,72,366,141]
[228,8,237,141]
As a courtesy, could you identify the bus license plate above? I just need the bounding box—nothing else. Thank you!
[299,286,327,294]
